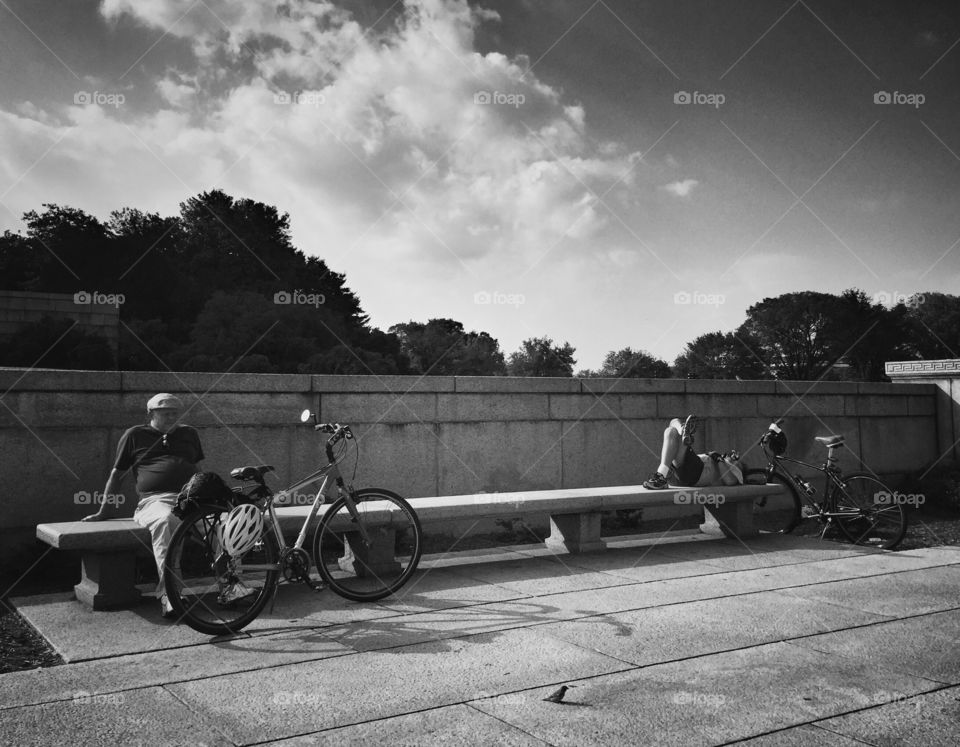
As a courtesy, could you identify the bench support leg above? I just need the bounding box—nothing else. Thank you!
[338,529,402,578]
[74,551,142,610]
[701,502,758,540]
[546,513,605,554]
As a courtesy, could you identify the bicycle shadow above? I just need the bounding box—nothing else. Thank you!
[212,593,634,656]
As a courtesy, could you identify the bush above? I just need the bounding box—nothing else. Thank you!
[899,462,960,514]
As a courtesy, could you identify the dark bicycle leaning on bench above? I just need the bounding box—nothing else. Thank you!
[163,410,423,636]
[744,419,907,550]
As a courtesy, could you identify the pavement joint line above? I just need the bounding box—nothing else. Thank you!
[782,621,960,687]
[717,683,960,746]
[11,546,960,666]
[8,598,958,715]
[252,644,954,745]
[461,703,553,747]
[159,682,239,746]
[7,580,960,724]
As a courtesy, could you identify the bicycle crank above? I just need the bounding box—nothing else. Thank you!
[281,547,325,591]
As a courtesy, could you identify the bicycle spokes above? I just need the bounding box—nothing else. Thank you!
[832,474,907,550]
[313,489,422,601]
[165,506,281,635]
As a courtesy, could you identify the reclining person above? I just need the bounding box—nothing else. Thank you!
[643,415,742,489]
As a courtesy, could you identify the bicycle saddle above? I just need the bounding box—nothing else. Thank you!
[230,465,275,481]
[814,435,845,449]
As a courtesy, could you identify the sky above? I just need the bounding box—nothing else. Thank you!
[1,0,958,370]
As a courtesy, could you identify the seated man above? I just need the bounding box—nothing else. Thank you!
[643,415,742,489]
[82,393,205,618]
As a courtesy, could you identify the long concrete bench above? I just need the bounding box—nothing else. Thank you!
[36,483,783,609]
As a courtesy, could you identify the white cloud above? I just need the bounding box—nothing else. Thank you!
[0,0,682,367]
[662,178,699,197]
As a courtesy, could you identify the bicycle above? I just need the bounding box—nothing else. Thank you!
[163,410,423,636]
[743,419,907,550]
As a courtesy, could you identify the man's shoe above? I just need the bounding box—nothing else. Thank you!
[643,472,669,490]
[160,594,176,619]
[681,414,698,444]
[218,580,257,606]
[801,504,820,519]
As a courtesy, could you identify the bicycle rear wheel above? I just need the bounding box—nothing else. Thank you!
[313,488,422,602]
[164,504,280,636]
[743,468,801,534]
[832,473,907,550]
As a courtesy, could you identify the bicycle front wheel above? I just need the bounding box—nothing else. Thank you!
[313,488,422,602]
[832,473,907,550]
[164,504,281,636]
[744,468,801,534]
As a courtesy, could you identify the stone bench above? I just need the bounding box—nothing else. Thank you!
[36,483,783,609]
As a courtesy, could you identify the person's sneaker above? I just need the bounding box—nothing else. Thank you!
[643,472,669,490]
[680,414,698,444]
[160,594,176,619]
[218,580,257,606]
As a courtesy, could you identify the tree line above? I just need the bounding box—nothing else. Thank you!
[1,191,956,380]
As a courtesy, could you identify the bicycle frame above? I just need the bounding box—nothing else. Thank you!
[250,433,373,560]
[761,451,861,520]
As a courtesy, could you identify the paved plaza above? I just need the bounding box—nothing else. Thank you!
[2,533,959,745]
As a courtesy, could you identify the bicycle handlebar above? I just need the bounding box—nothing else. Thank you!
[314,422,354,443]
[758,418,785,447]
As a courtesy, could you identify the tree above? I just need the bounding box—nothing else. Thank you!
[832,289,911,381]
[0,192,409,373]
[507,337,576,377]
[584,347,671,378]
[903,292,960,360]
[672,331,769,380]
[0,316,114,370]
[389,319,506,375]
[739,291,849,380]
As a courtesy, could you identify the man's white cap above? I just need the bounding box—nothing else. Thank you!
[146,393,182,411]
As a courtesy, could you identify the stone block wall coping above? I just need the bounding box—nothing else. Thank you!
[0,368,941,398]
[886,359,960,377]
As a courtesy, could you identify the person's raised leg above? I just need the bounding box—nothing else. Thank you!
[644,415,698,489]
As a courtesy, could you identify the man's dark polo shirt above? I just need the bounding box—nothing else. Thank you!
[113,425,204,496]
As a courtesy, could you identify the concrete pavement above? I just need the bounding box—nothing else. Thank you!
[2,533,959,745]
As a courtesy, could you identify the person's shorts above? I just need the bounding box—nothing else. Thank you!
[672,445,705,487]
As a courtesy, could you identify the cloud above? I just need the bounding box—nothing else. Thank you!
[662,178,699,197]
[0,0,680,368]
[2,1,651,267]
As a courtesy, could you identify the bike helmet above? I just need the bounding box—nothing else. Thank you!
[221,504,264,556]
[766,422,788,456]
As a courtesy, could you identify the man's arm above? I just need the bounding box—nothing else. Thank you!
[81,469,129,521]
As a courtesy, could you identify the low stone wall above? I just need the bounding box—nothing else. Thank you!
[0,290,120,352]
[887,359,960,466]
[0,369,939,586]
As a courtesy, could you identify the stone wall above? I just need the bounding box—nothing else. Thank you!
[0,369,939,586]
[887,359,960,466]
[0,290,120,352]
